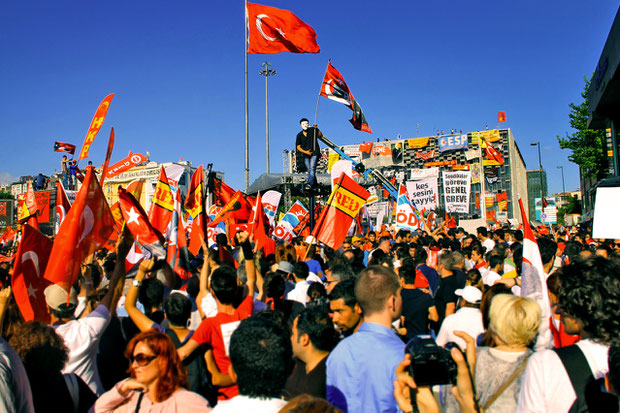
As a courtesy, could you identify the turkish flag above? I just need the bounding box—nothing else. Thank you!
[118,187,165,259]
[485,143,504,165]
[43,168,116,291]
[55,181,72,234]
[148,167,174,238]
[247,3,320,54]
[249,192,269,253]
[498,111,506,123]
[12,224,53,322]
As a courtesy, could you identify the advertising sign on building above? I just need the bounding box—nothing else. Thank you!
[0,200,13,227]
[442,171,471,213]
[438,134,468,152]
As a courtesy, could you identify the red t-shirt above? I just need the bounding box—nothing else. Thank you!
[192,295,253,400]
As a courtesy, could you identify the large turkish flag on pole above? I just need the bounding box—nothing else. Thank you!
[247,3,320,54]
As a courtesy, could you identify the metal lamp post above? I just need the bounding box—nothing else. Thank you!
[531,142,544,218]
[259,61,276,174]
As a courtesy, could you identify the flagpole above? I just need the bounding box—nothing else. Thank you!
[479,137,486,222]
[244,0,250,191]
[313,61,330,128]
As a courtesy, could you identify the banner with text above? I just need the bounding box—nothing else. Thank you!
[406,177,438,211]
[442,171,471,213]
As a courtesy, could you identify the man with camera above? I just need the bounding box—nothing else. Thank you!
[326,265,404,413]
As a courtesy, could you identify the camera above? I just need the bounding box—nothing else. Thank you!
[405,335,458,386]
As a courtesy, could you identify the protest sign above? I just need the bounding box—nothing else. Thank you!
[443,171,471,213]
[406,177,438,210]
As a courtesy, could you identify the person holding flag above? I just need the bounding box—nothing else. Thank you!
[296,118,323,191]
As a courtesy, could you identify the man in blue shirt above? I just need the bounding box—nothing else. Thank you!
[326,265,405,413]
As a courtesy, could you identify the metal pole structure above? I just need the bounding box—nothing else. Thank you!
[244,1,250,191]
[557,166,565,196]
[531,142,543,217]
[259,62,276,173]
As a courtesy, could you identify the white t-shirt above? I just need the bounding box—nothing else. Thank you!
[436,307,484,350]
[54,304,110,395]
[482,238,496,253]
[516,339,609,413]
[483,270,502,286]
[286,280,310,306]
[212,395,286,413]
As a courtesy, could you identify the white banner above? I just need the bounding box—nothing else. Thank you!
[442,171,471,213]
[331,160,353,188]
[406,177,438,211]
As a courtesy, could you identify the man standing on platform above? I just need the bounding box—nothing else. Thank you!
[296,118,323,190]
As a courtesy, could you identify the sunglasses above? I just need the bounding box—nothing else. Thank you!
[131,353,157,366]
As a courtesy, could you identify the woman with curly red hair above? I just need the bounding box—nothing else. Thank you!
[92,330,211,412]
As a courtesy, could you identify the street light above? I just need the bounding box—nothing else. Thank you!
[557,166,566,197]
[259,61,276,174]
[531,142,544,217]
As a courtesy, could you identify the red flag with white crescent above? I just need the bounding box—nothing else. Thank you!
[55,181,72,235]
[78,94,114,160]
[118,187,166,259]
[246,3,320,54]
[12,224,53,322]
[43,168,115,291]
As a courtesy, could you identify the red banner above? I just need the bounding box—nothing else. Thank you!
[18,191,51,223]
[105,152,148,179]
[100,127,115,185]
[424,160,457,167]
[79,94,114,160]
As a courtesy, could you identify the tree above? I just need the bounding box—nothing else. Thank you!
[0,191,12,200]
[557,77,607,179]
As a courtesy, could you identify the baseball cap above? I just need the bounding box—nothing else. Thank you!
[352,235,363,243]
[277,261,294,274]
[455,286,482,304]
[44,284,78,311]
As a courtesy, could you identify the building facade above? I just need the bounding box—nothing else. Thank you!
[526,170,548,221]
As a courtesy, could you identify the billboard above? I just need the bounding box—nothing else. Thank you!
[0,200,13,227]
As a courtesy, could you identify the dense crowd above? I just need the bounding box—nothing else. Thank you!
[0,223,618,412]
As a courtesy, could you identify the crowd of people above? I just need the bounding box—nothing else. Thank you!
[0,221,618,412]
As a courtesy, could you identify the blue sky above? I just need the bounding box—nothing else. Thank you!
[1,1,618,195]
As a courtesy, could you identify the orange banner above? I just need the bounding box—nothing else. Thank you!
[407,137,430,149]
[79,94,114,160]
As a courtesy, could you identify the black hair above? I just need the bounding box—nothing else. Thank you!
[477,226,488,237]
[264,272,285,300]
[138,278,165,311]
[488,254,504,270]
[307,282,327,303]
[229,316,293,398]
[413,246,428,265]
[513,230,524,242]
[557,256,620,346]
[512,244,523,276]
[102,253,117,276]
[186,275,200,299]
[449,240,461,252]
[466,269,483,290]
[329,263,355,282]
[292,261,309,280]
[215,233,228,247]
[299,118,309,124]
[493,229,505,240]
[210,266,238,305]
[608,344,620,393]
[398,257,417,285]
[537,237,557,267]
[367,249,385,266]
[563,241,583,262]
[471,243,485,256]
[396,230,408,240]
[328,278,358,309]
[164,293,192,327]
[296,306,339,352]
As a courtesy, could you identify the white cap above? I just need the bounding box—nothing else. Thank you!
[455,286,482,304]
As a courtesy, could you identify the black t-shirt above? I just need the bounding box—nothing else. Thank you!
[452,268,467,289]
[295,127,321,157]
[434,275,459,324]
[283,357,327,400]
[27,370,97,413]
[401,288,435,341]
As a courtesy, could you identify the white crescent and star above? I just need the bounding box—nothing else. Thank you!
[21,251,41,298]
[79,206,95,243]
[256,14,285,42]
[126,207,141,225]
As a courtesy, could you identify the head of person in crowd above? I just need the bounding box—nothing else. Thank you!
[291,306,339,365]
[452,251,465,269]
[329,278,363,336]
[367,248,386,267]
[398,257,420,287]
[395,230,408,244]
[164,291,192,328]
[471,243,485,265]
[537,236,558,273]
[10,321,68,376]
[546,271,562,313]
[292,261,309,283]
[477,226,490,241]
[229,316,294,399]
[277,260,295,280]
[210,266,238,305]
[378,236,392,254]
[488,254,504,274]
[493,228,505,244]
[513,229,524,243]
[463,234,478,248]
[379,254,394,270]
[479,284,513,346]
[488,294,541,348]
[412,245,428,266]
[367,232,377,245]
[561,241,582,265]
[465,268,484,291]
[595,244,612,258]
[436,252,454,276]
[139,277,165,316]
[455,227,466,239]
[555,256,620,345]
[307,282,328,307]
[280,394,343,413]
[125,330,189,402]
[324,262,355,293]
[455,285,482,309]
[341,237,353,253]
[44,284,78,322]
[512,244,523,276]
[352,235,364,250]
[354,265,401,324]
